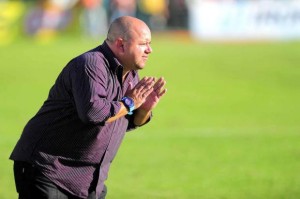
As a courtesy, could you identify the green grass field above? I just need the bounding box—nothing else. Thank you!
[1,35,300,199]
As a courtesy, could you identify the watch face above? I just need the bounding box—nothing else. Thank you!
[125,98,134,107]
[122,97,133,106]
[125,98,131,105]
[122,97,134,114]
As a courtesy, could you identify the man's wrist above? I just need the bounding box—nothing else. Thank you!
[135,108,151,115]
[133,108,152,126]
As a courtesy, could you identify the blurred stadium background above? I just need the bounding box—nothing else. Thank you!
[2,0,300,43]
[1,0,300,199]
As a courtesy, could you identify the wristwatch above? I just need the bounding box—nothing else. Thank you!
[121,97,135,115]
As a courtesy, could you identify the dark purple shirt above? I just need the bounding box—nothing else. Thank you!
[10,42,148,198]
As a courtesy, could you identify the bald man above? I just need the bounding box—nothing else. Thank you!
[10,16,166,199]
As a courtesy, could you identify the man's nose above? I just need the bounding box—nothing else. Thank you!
[146,44,152,54]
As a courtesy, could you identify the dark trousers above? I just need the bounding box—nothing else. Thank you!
[13,161,107,199]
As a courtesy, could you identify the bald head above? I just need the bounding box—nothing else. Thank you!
[105,16,152,72]
[106,16,150,43]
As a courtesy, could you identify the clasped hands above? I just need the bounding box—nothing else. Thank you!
[126,77,167,112]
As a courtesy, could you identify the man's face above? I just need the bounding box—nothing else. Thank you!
[122,27,152,70]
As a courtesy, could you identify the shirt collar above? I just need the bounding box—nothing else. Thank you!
[99,41,123,73]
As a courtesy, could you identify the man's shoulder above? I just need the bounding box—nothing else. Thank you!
[72,46,107,66]
[81,46,105,60]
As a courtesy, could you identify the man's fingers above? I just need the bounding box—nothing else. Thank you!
[135,77,155,94]
[131,76,166,102]
[128,77,156,107]
[134,76,149,89]
[135,77,154,89]
[142,87,154,98]
[158,88,167,98]
[153,77,166,93]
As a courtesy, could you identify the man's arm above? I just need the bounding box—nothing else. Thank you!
[133,108,152,126]
[106,104,151,126]
[105,102,128,123]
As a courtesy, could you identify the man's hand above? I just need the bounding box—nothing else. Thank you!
[125,77,156,109]
[139,77,167,111]
[122,76,167,126]
[106,77,156,123]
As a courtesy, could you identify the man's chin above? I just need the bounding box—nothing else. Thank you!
[135,64,146,70]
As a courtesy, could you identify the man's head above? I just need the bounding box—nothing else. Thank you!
[106,16,152,72]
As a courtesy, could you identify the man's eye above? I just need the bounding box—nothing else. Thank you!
[140,42,151,47]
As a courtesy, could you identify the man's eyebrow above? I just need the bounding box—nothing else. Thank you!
[139,40,151,43]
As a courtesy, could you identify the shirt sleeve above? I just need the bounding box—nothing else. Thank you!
[70,54,121,124]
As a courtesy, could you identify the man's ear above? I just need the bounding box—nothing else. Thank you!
[116,38,125,53]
